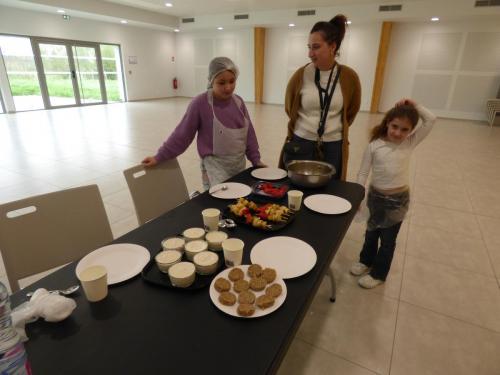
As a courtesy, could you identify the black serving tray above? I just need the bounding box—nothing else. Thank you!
[141,250,225,290]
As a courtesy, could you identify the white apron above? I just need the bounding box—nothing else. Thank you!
[201,90,249,189]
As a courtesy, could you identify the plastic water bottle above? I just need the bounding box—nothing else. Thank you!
[0,282,31,375]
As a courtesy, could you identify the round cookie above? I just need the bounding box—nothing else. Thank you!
[233,279,250,293]
[214,277,231,292]
[237,303,255,317]
[238,290,256,304]
[265,283,282,298]
[228,267,244,282]
[247,264,263,278]
[249,277,267,291]
[256,294,275,309]
[262,268,277,283]
[218,291,236,306]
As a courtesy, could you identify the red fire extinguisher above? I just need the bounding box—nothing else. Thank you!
[173,77,178,90]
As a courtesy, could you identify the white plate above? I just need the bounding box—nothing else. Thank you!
[76,243,150,285]
[250,236,317,279]
[304,194,352,215]
[251,167,287,181]
[209,182,252,199]
[209,265,287,318]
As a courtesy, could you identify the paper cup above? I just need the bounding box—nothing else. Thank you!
[202,208,221,232]
[77,265,108,302]
[222,238,244,267]
[161,237,185,253]
[287,190,304,211]
[205,231,228,251]
[183,227,205,242]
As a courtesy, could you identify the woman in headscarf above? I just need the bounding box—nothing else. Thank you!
[142,57,265,189]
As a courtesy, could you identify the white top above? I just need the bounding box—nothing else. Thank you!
[357,104,436,190]
[294,64,344,142]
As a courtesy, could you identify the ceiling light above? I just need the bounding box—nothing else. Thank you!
[120,20,128,24]
[174,28,180,32]
[217,27,224,30]
[288,23,295,27]
[431,17,439,22]
[165,2,173,7]
[57,9,65,13]
[346,20,352,25]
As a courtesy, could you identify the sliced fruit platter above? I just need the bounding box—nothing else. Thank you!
[251,181,289,199]
[226,198,295,231]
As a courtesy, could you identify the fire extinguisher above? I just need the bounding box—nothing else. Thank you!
[173,77,178,90]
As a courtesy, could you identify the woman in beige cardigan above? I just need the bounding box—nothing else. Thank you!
[279,14,361,181]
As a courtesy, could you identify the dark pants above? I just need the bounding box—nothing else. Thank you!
[285,135,343,179]
[359,222,402,281]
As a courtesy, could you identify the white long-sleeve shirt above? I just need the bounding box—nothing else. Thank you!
[357,104,436,190]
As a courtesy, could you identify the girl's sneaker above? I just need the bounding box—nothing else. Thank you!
[350,262,369,276]
[358,274,383,289]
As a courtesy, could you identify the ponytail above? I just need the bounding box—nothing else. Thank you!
[310,14,348,53]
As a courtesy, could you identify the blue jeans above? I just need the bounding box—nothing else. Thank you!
[359,222,402,281]
[283,135,343,179]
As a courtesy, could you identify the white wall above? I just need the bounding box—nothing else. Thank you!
[174,28,254,102]
[262,22,380,112]
[380,19,500,121]
[0,5,176,101]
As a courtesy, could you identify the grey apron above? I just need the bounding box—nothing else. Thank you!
[201,90,249,189]
[366,187,410,231]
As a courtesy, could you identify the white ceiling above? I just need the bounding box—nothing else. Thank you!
[1,0,499,31]
[103,0,422,17]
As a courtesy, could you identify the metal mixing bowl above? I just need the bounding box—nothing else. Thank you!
[286,160,336,188]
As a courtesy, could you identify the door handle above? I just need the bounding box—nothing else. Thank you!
[71,70,76,79]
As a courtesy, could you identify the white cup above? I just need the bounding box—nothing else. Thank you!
[222,238,244,267]
[205,231,228,251]
[287,190,304,211]
[182,227,205,242]
[77,265,108,302]
[202,208,221,232]
[161,237,185,253]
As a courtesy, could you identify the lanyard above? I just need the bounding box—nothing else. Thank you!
[314,65,341,139]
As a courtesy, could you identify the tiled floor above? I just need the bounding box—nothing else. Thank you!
[1,98,500,374]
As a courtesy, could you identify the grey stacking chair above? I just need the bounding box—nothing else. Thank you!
[123,159,190,225]
[0,185,113,292]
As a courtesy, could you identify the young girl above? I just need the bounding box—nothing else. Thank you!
[142,57,265,189]
[351,98,436,288]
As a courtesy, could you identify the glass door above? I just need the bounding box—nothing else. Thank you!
[33,39,106,108]
[72,45,106,104]
[34,41,77,107]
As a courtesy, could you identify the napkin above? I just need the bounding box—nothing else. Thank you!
[12,288,77,341]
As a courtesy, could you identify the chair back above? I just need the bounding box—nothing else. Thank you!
[123,159,189,225]
[0,185,113,292]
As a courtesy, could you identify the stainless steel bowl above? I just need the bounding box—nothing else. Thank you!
[286,160,336,188]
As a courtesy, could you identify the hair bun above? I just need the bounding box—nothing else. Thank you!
[330,14,347,25]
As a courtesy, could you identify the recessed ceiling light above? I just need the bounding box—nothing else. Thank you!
[174,28,180,32]
[431,17,439,22]
[165,2,173,7]
[217,27,224,30]
[288,23,295,27]
[120,20,128,24]
[346,20,352,25]
[57,9,65,13]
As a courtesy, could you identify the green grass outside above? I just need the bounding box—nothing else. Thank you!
[9,76,122,102]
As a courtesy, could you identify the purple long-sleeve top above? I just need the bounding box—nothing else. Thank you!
[155,92,261,165]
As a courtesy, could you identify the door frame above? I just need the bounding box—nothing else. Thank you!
[32,37,107,109]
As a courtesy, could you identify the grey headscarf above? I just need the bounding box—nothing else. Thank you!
[207,57,239,89]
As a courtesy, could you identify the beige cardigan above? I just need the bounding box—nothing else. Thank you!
[279,63,361,181]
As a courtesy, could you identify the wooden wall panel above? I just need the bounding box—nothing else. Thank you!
[254,27,266,104]
[370,22,393,113]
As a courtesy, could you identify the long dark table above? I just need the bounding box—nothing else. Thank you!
[11,168,364,375]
